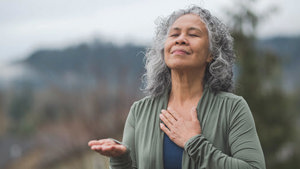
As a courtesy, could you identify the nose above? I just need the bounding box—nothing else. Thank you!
[175,34,188,45]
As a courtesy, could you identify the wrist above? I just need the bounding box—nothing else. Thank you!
[183,134,202,148]
[182,133,199,148]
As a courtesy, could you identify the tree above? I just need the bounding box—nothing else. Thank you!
[227,0,299,168]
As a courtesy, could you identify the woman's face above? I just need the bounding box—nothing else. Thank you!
[164,14,212,71]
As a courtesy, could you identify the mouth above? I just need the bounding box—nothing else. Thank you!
[171,49,191,55]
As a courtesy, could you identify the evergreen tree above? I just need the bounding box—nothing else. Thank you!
[227,0,299,168]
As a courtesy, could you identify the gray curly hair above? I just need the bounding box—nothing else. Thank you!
[142,5,235,97]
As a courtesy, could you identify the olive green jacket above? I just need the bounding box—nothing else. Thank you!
[110,87,266,169]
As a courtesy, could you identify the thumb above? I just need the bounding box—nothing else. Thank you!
[190,107,198,121]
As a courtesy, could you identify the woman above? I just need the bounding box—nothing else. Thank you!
[88,6,266,169]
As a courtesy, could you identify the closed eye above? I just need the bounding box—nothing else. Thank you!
[170,34,179,37]
[189,34,199,37]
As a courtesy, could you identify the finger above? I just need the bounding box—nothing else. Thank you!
[160,113,173,129]
[92,144,117,151]
[101,144,116,151]
[90,139,124,151]
[88,139,115,147]
[190,107,198,121]
[91,145,103,150]
[105,139,117,145]
[89,140,107,146]
[94,144,126,157]
[94,145,113,156]
[167,107,180,120]
[160,123,171,136]
[92,144,112,153]
[88,140,98,146]
[161,110,176,124]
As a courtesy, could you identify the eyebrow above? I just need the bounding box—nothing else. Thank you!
[170,27,203,33]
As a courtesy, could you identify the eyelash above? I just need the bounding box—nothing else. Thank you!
[170,34,179,37]
[169,34,199,37]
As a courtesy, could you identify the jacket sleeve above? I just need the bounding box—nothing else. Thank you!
[184,98,266,169]
[110,103,137,169]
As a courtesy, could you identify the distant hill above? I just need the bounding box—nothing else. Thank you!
[0,41,148,169]
[3,41,147,93]
[258,36,300,62]
[24,42,145,76]
[0,36,299,92]
[0,36,299,168]
[258,36,300,91]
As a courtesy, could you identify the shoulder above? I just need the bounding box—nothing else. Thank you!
[212,90,247,106]
[129,94,165,117]
[131,95,159,109]
[215,91,243,101]
[205,90,251,115]
[213,91,254,122]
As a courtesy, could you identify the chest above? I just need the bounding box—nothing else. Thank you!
[167,101,197,121]
[134,102,231,165]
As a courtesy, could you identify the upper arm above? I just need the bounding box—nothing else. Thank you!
[122,103,137,168]
[228,98,265,168]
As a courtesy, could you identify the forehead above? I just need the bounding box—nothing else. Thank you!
[171,14,206,30]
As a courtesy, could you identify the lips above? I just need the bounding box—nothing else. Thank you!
[171,49,191,55]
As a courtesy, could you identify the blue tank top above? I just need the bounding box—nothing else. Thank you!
[163,133,183,169]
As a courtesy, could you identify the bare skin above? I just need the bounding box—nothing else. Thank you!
[160,14,212,148]
[88,13,211,156]
[88,139,126,157]
[160,107,201,148]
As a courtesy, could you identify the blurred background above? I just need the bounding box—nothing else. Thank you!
[0,0,299,168]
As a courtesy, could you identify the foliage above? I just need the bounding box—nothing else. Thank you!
[227,0,300,168]
[0,41,144,169]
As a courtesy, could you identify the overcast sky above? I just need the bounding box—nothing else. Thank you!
[1,0,299,63]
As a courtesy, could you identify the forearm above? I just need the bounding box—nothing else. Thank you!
[184,135,266,169]
[110,103,137,169]
[110,150,135,169]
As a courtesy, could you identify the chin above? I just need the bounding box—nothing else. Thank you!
[167,60,192,68]
[167,64,191,70]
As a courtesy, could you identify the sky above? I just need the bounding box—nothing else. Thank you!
[0,0,299,63]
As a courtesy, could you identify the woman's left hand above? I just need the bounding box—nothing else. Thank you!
[159,107,201,148]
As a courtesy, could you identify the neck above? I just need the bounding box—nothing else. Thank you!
[169,69,205,105]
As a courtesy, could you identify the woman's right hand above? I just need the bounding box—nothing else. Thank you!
[88,139,127,157]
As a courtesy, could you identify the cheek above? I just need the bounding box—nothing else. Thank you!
[164,38,173,50]
[194,42,210,57]
[164,42,171,56]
